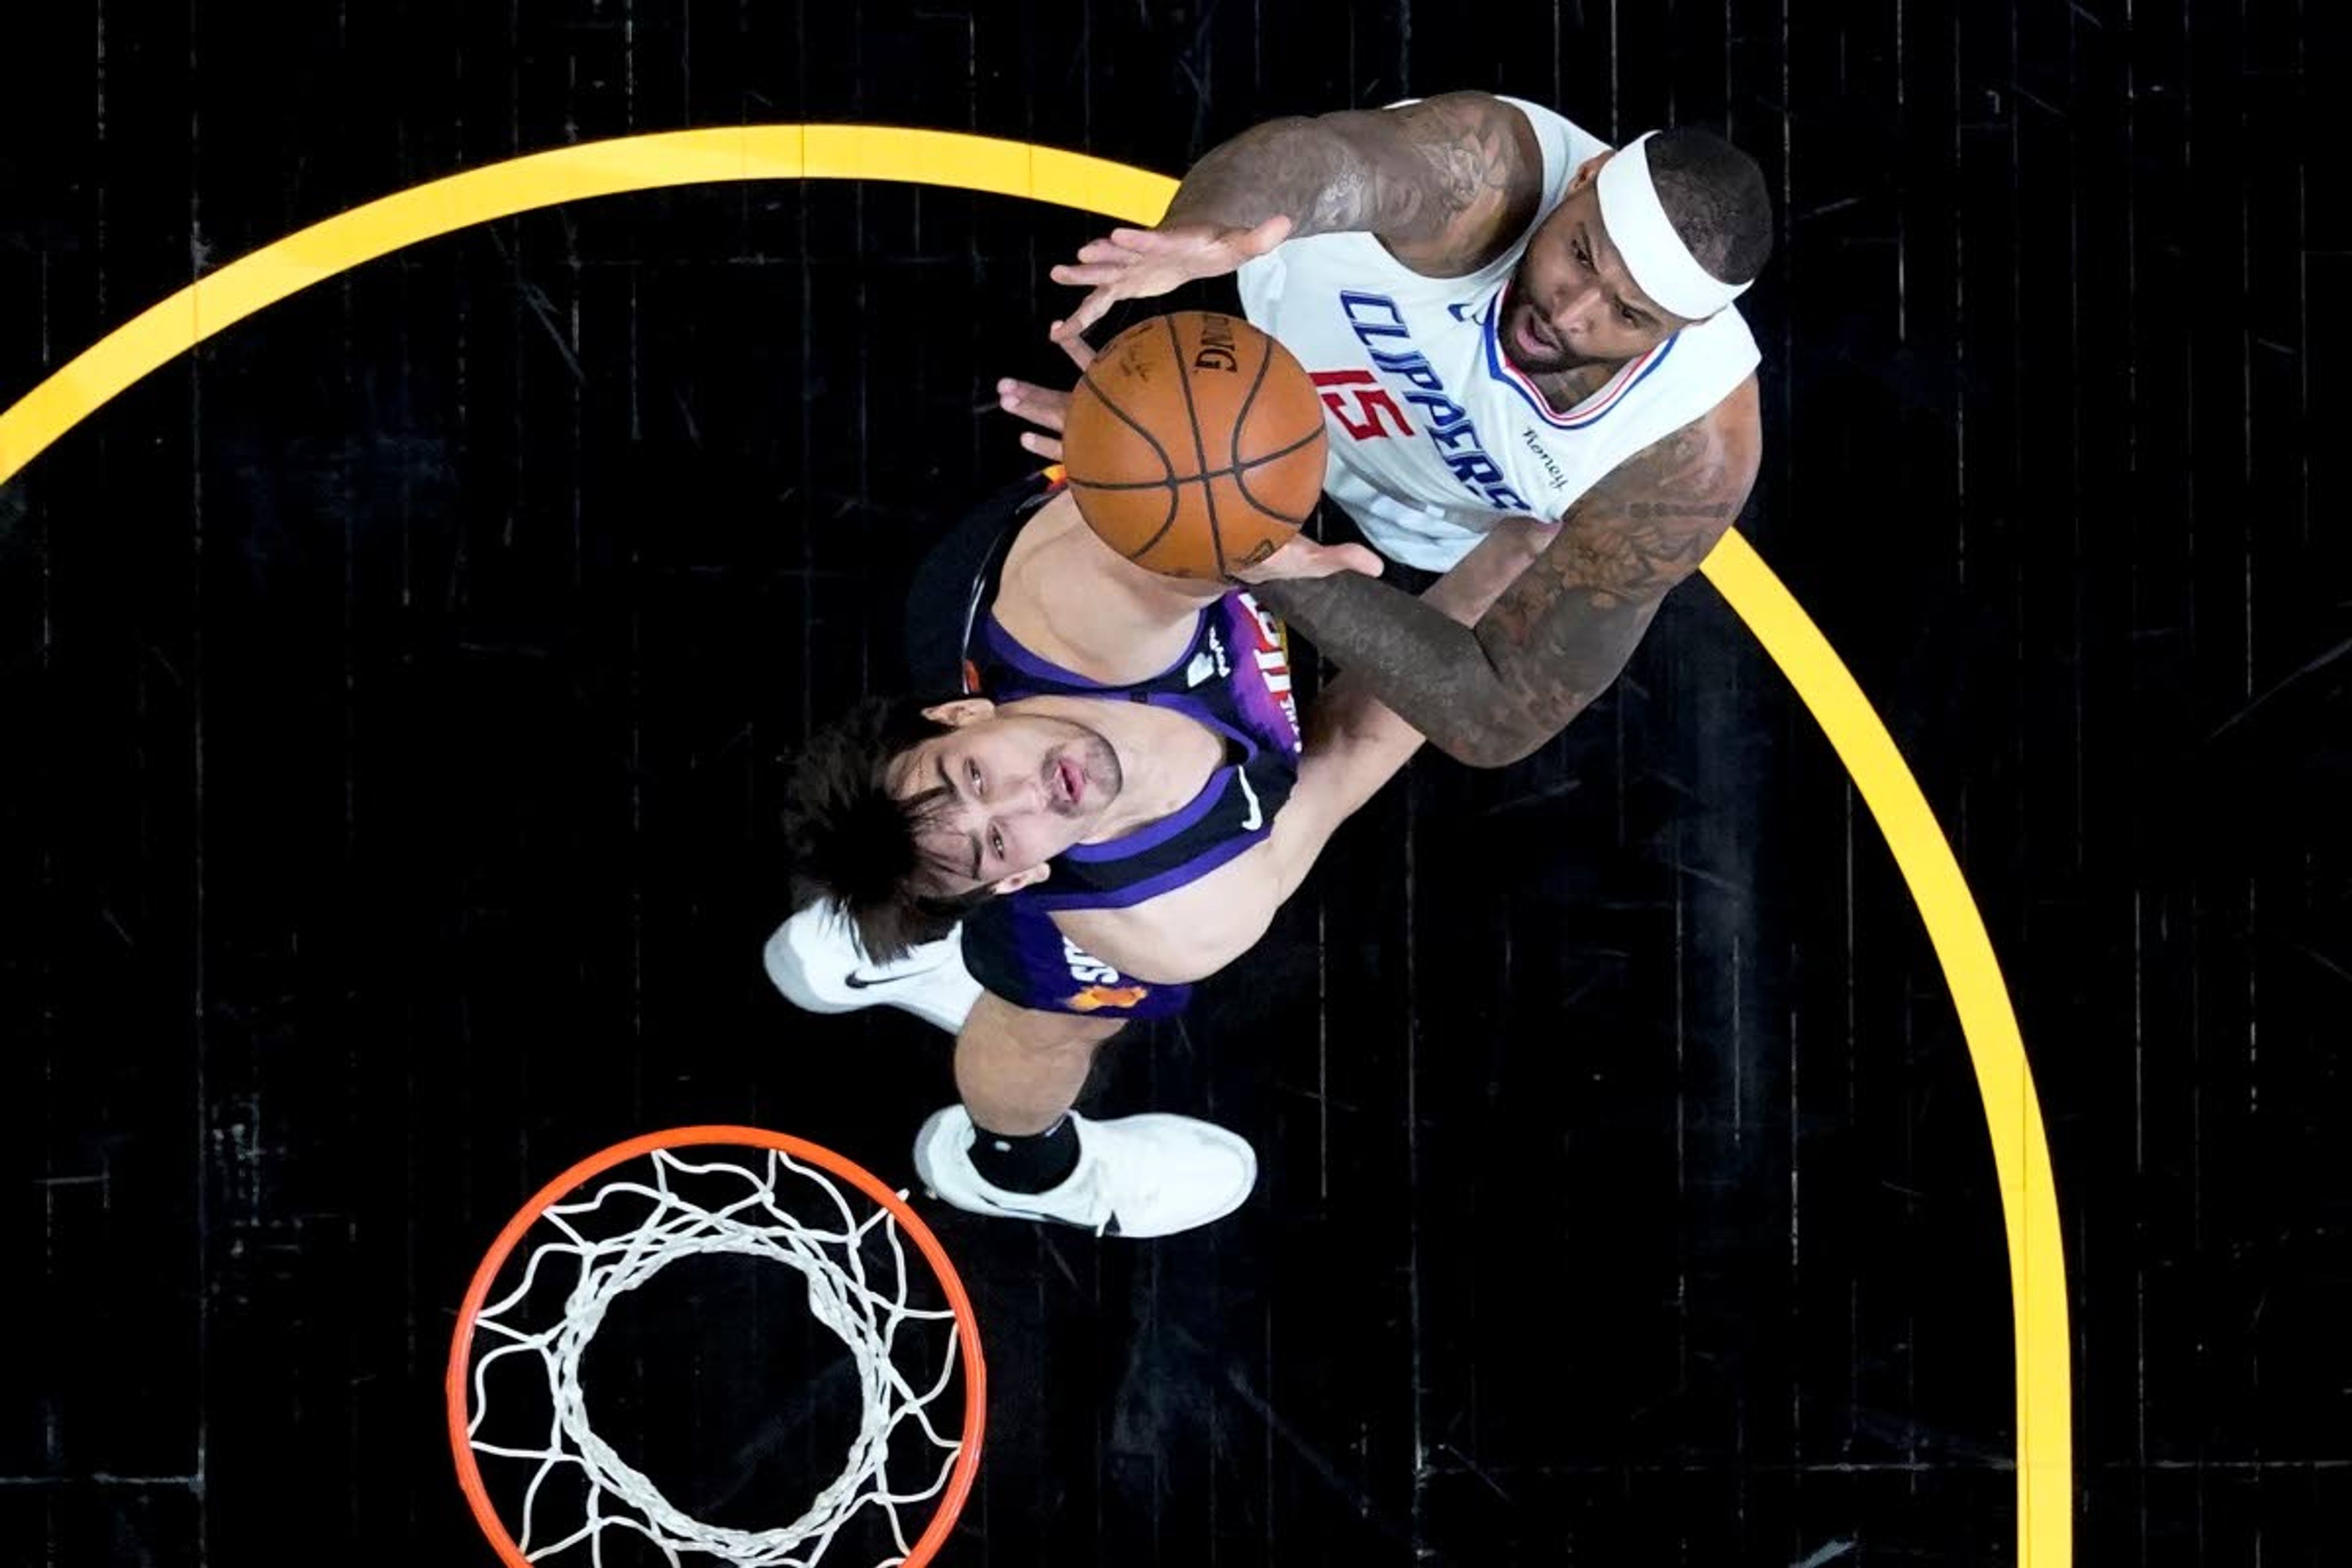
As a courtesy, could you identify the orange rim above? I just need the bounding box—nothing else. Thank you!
[444,1125,987,1567]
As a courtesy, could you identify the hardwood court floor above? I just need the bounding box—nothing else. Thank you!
[5,3,2345,1564]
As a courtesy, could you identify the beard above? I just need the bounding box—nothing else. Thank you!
[1046,722,1123,814]
[1501,288,1581,375]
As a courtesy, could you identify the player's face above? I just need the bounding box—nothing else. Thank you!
[1500,162,1692,374]
[894,706,1125,896]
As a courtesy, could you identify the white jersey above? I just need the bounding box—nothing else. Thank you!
[1236,97,1762,571]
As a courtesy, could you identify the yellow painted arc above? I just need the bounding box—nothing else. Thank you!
[0,124,2071,1567]
[1699,529,2070,1565]
[0,127,1173,487]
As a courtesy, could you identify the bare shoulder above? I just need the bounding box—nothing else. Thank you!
[1586,374,1761,518]
[1322,91,1546,276]
[1706,373,1764,458]
[991,491,1221,684]
[1488,375,1764,620]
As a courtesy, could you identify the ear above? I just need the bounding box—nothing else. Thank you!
[1566,150,1609,193]
[921,697,997,729]
[988,862,1051,896]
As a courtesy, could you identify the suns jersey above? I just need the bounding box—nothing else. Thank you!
[1235,97,1762,572]
[967,589,1302,914]
[954,474,1304,1020]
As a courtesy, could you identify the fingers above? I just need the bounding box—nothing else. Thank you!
[1047,322,1096,372]
[1287,539,1384,581]
[1052,289,1118,344]
[996,377,1070,429]
[1019,432,1065,462]
[1047,260,1137,287]
[1232,535,1381,585]
[1074,235,1147,265]
[1237,213,1295,257]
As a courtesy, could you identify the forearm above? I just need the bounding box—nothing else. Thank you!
[1298,516,1548,757]
[1267,399,1760,767]
[1258,572,1538,766]
[1164,97,1521,247]
[1268,538,1538,900]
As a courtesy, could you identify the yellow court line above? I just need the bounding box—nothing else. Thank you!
[0,125,2071,1565]
[1700,531,2071,1564]
[0,127,1173,487]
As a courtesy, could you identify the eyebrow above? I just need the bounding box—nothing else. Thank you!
[935,754,982,879]
[1581,222,1662,327]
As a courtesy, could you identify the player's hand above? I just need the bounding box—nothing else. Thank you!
[1048,216,1294,345]
[995,323,1099,462]
[1229,535,1384,586]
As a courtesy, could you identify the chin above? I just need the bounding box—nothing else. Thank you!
[1504,310,1565,372]
[1084,733,1124,796]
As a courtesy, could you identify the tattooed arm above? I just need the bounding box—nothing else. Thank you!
[1250,379,1764,769]
[1164,92,1542,266]
[1049,92,1544,342]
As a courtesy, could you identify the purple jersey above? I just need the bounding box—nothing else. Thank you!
[954,475,1303,1019]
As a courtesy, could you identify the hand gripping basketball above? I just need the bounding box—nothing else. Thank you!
[1224,532,1384,585]
[995,323,1099,463]
[1058,311,1330,580]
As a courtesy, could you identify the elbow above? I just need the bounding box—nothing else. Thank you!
[1227,115,1332,170]
[1434,722,1546,769]
[1433,669,1551,768]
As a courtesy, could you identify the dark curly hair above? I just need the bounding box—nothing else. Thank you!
[1645,126,1776,289]
[779,694,998,963]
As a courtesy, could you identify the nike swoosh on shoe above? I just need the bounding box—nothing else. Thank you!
[843,965,943,990]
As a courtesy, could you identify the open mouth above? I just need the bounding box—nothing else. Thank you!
[1511,304,1559,363]
[1053,756,1083,809]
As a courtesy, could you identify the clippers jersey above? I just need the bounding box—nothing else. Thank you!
[1235,96,1762,572]
[953,474,1303,1019]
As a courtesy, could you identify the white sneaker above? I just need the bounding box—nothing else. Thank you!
[912,1106,1257,1238]
[763,900,981,1035]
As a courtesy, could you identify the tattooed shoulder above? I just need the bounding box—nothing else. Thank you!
[1530,383,1763,609]
[1379,92,1545,274]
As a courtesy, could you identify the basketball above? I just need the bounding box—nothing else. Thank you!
[1061,310,1328,579]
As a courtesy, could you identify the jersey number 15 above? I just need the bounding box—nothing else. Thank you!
[1310,369,1415,442]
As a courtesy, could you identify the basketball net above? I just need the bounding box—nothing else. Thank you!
[448,1129,985,1568]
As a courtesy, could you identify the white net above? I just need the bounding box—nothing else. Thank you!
[462,1144,969,1567]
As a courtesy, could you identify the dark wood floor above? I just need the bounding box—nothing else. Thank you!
[5,2,2346,1564]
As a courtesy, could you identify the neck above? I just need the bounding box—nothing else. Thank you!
[1527,360,1617,409]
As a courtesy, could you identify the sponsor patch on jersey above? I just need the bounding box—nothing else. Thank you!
[1186,622,1232,687]
[1518,426,1571,492]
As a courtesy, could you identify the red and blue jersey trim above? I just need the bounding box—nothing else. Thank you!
[1480,282,1676,429]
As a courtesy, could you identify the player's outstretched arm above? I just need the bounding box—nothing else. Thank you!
[1256,516,1547,900]
[1246,380,1763,768]
[1049,92,1545,344]
[1079,518,1548,986]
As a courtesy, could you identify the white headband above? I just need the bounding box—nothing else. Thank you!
[1594,132,1750,320]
